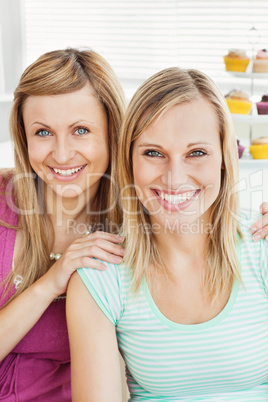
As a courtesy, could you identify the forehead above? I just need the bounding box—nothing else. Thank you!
[22,82,107,128]
[23,82,101,112]
[137,99,220,144]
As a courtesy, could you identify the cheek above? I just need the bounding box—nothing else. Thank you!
[133,157,148,190]
[89,139,109,171]
[133,159,161,206]
[27,142,46,166]
[202,159,222,197]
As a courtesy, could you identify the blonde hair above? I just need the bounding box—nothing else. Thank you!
[1,48,125,303]
[119,67,242,300]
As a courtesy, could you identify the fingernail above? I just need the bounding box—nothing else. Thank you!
[120,248,125,254]
[116,235,124,240]
[253,234,261,242]
[114,256,123,263]
[250,227,257,234]
[100,265,107,271]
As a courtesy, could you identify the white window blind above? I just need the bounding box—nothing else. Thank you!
[22,0,268,97]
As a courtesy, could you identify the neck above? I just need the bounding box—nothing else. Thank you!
[152,217,210,275]
[45,185,96,225]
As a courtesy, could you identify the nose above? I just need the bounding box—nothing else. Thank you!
[160,158,189,190]
[52,136,75,164]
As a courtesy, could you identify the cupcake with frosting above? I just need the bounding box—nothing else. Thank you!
[223,49,250,72]
[250,137,268,159]
[253,49,268,73]
[225,89,252,114]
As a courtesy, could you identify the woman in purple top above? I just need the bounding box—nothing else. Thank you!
[0,48,126,401]
[0,47,268,401]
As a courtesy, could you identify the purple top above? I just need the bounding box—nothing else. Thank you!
[0,174,71,401]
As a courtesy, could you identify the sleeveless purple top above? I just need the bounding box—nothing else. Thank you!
[0,174,71,401]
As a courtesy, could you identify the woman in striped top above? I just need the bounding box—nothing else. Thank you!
[67,67,268,401]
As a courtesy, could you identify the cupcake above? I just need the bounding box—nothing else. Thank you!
[237,139,245,159]
[225,89,252,114]
[253,49,268,73]
[223,49,250,72]
[252,137,268,145]
[250,137,268,159]
[256,94,268,114]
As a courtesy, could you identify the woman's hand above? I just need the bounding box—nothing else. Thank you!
[41,231,124,300]
[250,202,268,242]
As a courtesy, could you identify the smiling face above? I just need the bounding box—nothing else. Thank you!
[132,98,223,232]
[23,83,109,203]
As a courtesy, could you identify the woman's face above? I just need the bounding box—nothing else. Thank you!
[132,99,223,233]
[23,83,109,203]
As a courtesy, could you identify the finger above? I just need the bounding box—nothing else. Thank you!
[76,257,108,271]
[76,231,124,245]
[70,244,123,265]
[72,238,125,257]
[260,202,268,214]
[252,228,268,242]
[250,214,268,235]
[250,214,268,241]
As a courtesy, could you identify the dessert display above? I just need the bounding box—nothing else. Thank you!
[225,89,252,114]
[253,49,268,73]
[223,49,250,72]
[223,46,268,162]
[256,94,268,115]
[249,137,268,159]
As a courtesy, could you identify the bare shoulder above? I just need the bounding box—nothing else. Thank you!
[67,270,97,315]
[67,271,88,302]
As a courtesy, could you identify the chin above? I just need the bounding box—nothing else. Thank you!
[52,185,85,199]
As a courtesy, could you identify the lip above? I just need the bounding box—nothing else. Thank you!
[48,164,87,182]
[152,188,200,211]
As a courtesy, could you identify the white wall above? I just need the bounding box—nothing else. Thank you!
[0,0,23,142]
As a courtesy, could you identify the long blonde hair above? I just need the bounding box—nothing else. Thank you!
[119,67,241,300]
[1,48,125,302]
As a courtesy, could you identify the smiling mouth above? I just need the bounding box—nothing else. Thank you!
[50,165,86,176]
[154,189,199,205]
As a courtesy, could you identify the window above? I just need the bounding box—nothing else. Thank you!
[23,0,268,98]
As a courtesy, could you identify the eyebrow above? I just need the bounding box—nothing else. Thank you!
[138,143,165,149]
[186,142,213,148]
[29,120,97,128]
[138,142,213,149]
[30,121,51,128]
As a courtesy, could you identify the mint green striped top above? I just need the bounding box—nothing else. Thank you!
[78,213,268,401]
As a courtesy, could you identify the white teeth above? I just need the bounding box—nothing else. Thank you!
[52,166,84,176]
[158,190,196,205]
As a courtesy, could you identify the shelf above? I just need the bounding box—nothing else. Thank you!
[226,72,268,79]
[231,113,268,123]
[239,159,268,167]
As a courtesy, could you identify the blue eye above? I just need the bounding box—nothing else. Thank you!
[36,129,51,137]
[145,150,163,157]
[189,150,206,157]
[75,127,88,135]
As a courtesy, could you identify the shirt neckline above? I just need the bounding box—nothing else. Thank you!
[142,238,241,332]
